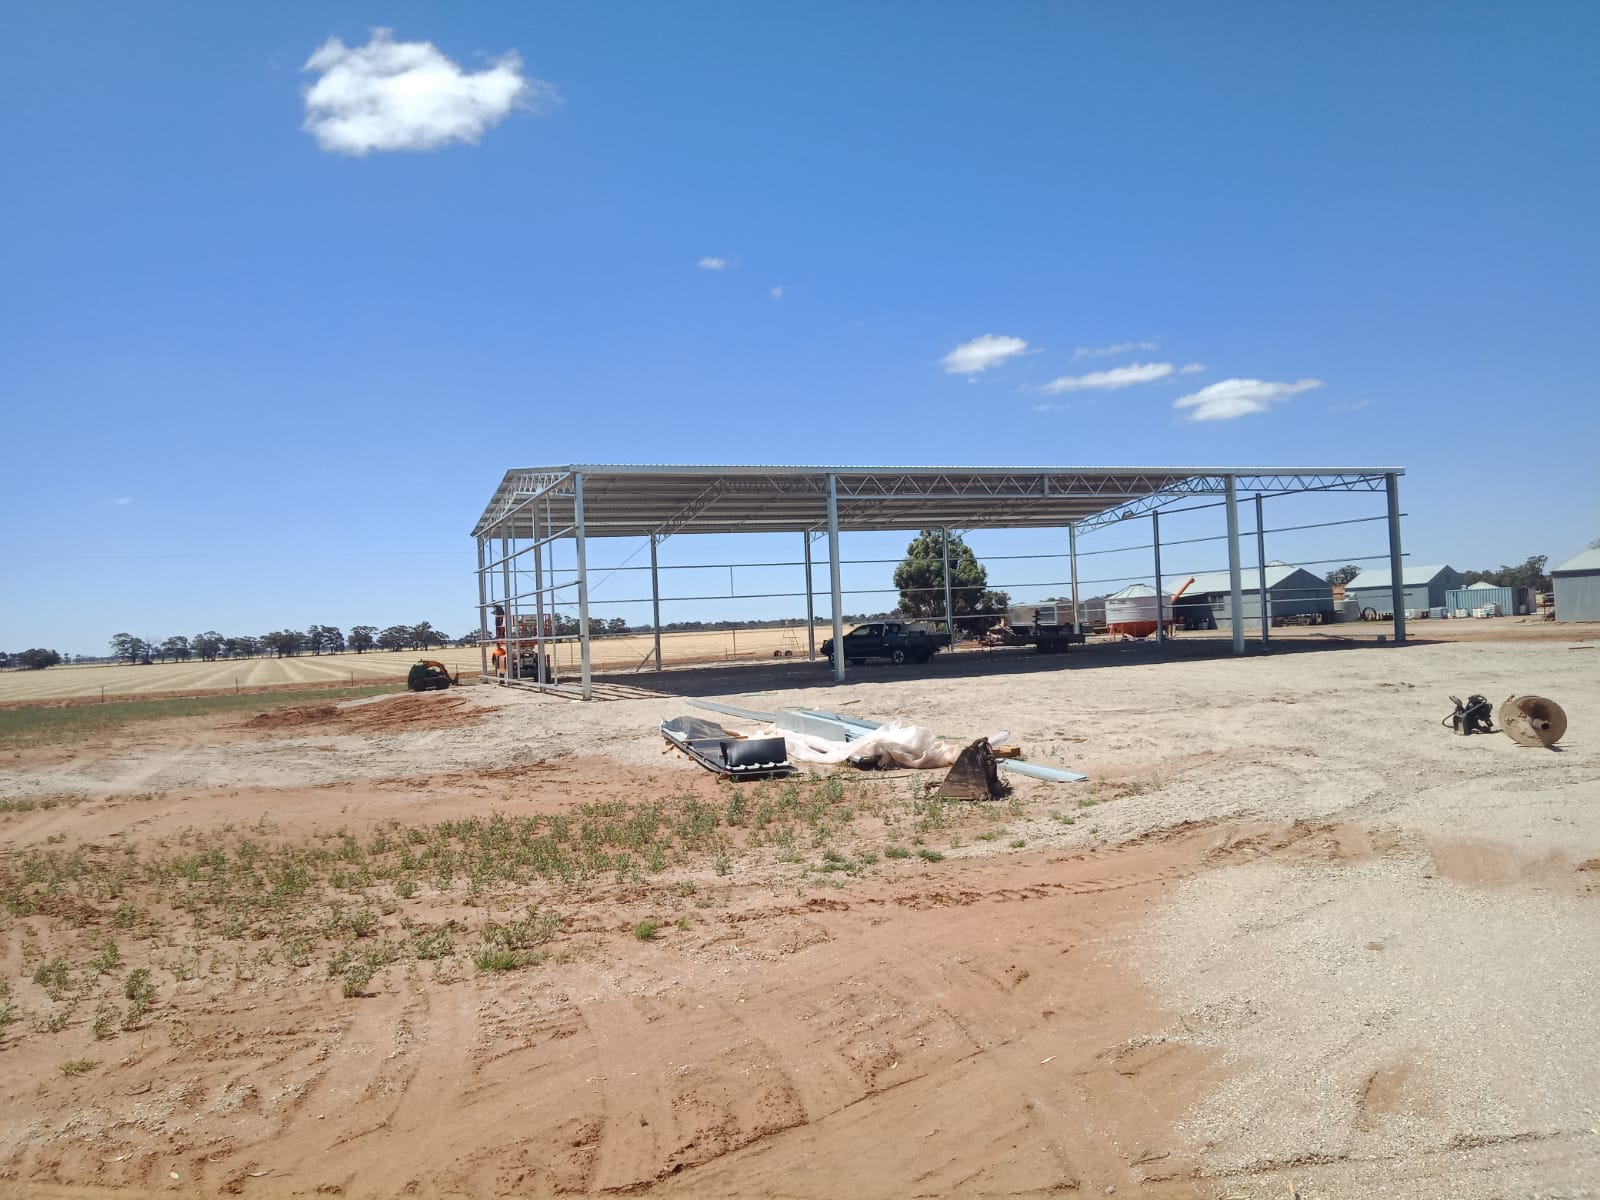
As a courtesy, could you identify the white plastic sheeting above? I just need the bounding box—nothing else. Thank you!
[762,721,1009,770]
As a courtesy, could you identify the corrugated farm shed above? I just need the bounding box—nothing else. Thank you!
[1347,564,1465,614]
[1173,560,1332,628]
[1552,548,1600,621]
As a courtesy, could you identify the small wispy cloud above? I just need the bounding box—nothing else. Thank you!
[111,497,133,506]
[698,256,730,271]
[1075,340,1157,360]
[769,285,784,300]
[1330,397,1371,413]
[1040,362,1173,394]
[1179,362,1206,374]
[301,28,553,156]
[940,334,1029,375]
[1173,377,1323,421]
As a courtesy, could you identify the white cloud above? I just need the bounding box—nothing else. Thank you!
[111,497,133,506]
[1330,397,1371,412]
[698,257,729,271]
[1075,340,1157,360]
[301,28,551,156]
[1173,377,1323,421]
[940,334,1029,375]
[1179,362,1206,374]
[770,285,784,300]
[1040,362,1173,394]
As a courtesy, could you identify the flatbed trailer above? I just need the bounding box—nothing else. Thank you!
[1001,603,1090,653]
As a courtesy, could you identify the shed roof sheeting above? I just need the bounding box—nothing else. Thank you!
[1553,548,1600,574]
[472,464,1402,539]
[1348,564,1455,589]
[1180,560,1317,595]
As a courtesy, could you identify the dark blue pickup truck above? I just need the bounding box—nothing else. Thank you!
[821,621,942,666]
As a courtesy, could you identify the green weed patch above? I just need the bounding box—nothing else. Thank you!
[0,685,401,751]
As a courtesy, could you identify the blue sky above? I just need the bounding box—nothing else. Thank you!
[2,2,1596,654]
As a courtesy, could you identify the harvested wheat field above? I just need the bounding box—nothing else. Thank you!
[0,627,828,704]
[1,636,1597,1199]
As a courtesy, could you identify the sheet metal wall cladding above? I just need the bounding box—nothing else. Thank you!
[1444,586,1524,616]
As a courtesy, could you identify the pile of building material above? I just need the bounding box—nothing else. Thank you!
[683,699,1088,798]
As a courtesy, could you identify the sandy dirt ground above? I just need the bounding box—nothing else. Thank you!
[1,635,1597,1198]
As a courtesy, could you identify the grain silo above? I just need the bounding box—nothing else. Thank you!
[1104,583,1172,637]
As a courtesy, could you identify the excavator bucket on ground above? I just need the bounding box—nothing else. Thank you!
[938,737,1008,801]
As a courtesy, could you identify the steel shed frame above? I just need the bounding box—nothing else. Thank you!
[472,464,1407,698]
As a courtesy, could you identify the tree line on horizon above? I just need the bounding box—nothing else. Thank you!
[104,623,456,665]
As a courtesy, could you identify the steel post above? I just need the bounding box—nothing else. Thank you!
[1226,476,1245,654]
[1068,522,1081,635]
[650,534,662,672]
[827,475,845,683]
[533,499,547,684]
[500,534,513,681]
[941,527,956,652]
[475,536,488,679]
[1256,494,1269,644]
[803,533,816,659]
[1387,472,1406,646]
[574,473,592,699]
[1152,512,1164,643]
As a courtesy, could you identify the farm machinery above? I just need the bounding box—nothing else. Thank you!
[407,660,454,692]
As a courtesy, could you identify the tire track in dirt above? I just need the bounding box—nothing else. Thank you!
[0,817,1519,1198]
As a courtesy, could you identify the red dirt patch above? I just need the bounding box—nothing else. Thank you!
[242,693,492,735]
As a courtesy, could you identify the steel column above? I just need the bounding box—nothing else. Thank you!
[1152,512,1164,643]
[650,535,662,671]
[941,527,956,652]
[533,499,548,684]
[1226,476,1245,655]
[1068,522,1081,635]
[803,533,816,659]
[1256,494,1269,644]
[1387,472,1406,646]
[574,473,592,700]
[827,475,845,683]
[500,534,513,679]
[475,536,489,679]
